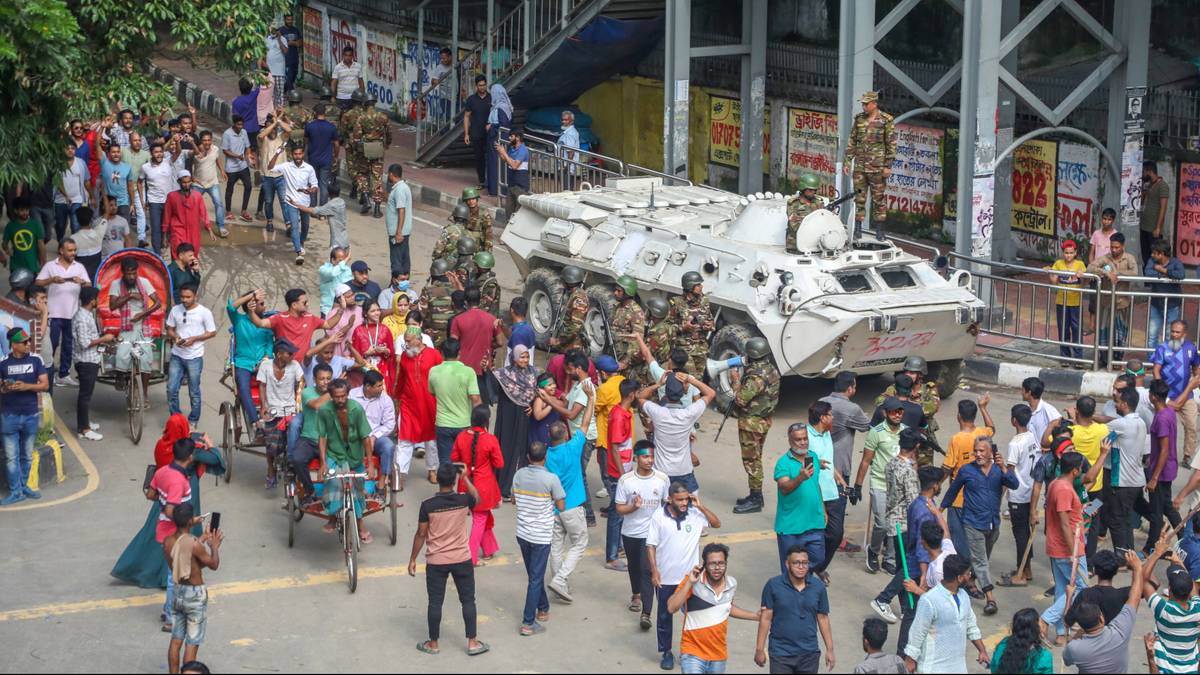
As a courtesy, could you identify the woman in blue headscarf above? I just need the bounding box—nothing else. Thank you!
[485,83,513,196]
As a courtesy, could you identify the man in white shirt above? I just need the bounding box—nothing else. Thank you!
[349,370,397,486]
[140,142,175,253]
[270,145,319,264]
[638,371,716,494]
[614,442,670,629]
[559,110,581,188]
[1022,377,1060,448]
[55,142,90,242]
[1004,404,1039,585]
[165,283,217,424]
[331,46,364,112]
[184,130,229,238]
[220,117,254,223]
[265,27,289,109]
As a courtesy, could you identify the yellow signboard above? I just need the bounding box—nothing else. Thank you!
[709,95,769,172]
[1010,140,1058,237]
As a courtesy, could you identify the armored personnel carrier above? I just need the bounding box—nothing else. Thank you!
[501,176,985,399]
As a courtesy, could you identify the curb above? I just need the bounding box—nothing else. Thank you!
[964,356,1118,398]
[146,62,507,224]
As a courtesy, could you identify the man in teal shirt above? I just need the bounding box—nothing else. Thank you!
[385,164,412,276]
[427,337,481,468]
[289,363,332,504]
[316,378,376,541]
[227,290,274,431]
[774,423,827,575]
[807,400,847,582]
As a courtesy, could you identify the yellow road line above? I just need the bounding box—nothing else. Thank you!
[0,529,778,623]
[0,414,99,513]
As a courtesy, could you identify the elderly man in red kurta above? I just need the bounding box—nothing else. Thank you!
[163,171,208,258]
[396,326,443,485]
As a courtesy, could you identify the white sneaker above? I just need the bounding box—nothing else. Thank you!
[88,423,100,432]
[58,375,80,387]
[80,430,103,441]
[594,487,609,499]
[870,599,898,624]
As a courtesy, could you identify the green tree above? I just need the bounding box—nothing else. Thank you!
[0,0,290,188]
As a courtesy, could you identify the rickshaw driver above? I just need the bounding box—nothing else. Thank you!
[108,257,162,404]
[316,379,377,543]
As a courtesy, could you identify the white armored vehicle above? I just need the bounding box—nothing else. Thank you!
[502,176,986,398]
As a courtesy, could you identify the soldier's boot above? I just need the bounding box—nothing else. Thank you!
[372,201,382,219]
[732,490,763,514]
[359,193,370,215]
[349,182,359,200]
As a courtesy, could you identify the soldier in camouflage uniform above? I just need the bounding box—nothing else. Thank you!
[553,266,588,352]
[454,237,478,282]
[473,251,502,319]
[419,259,455,347]
[670,271,715,376]
[786,174,821,253]
[610,275,646,373]
[461,187,493,252]
[730,337,780,514]
[432,204,470,271]
[843,90,896,236]
[873,355,941,465]
[642,297,675,374]
[282,89,312,153]
[352,92,392,217]
[339,90,365,200]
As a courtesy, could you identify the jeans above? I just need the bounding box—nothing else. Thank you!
[1085,490,1106,563]
[168,355,203,424]
[517,538,550,625]
[1055,304,1082,359]
[434,426,464,468]
[373,435,396,476]
[49,317,74,378]
[1009,501,1034,575]
[868,488,894,566]
[261,175,286,225]
[668,472,700,495]
[233,367,260,427]
[225,169,252,213]
[313,164,333,205]
[75,362,100,432]
[964,525,999,592]
[946,507,972,566]
[1147,300,1182,349]
[425,560,476,641]
[776,530,825,576]
[390,236,411,277]
[287,413,303,459]
[131,198,146,242]
[1042,555,1088,636]
[164,572,175,625]
[656,584,679,653]
[53,202,81,241]
[622,535,654,615]
[815,494,846,574]
[551,506,589,587]
[2,412,39,495]
[290,437,320,495]
[876,535,918,608]
[602,472,622,562]
[198,184,225,230]
[32,205,55,243]
[680,655,727,674]
[1135,479,1182,553]
[283,203,310,253]
[580,439,595,521]
[148,202,166,252]
[285,60,298,91]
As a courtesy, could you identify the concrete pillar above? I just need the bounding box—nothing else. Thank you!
[838,0,875,227]
[663,0,692,179]
[956,0,982,257]
[739,0,767,193]
[981,0,1019,262]
[835,0,857,223]
[1106,0,1151,257]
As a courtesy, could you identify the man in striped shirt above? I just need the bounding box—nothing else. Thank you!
[1143,533,1200,674]
[511,442,565,637]
[667,543,760,673]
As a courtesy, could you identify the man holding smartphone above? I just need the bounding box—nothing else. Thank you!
[666,543,760,674]
[774,423,827,578]
[162,502,222,675]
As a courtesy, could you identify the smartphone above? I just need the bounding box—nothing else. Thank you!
[803,455,814,471]
[453,462,468,473]
[1083,499,1104,518]
[210,512,221,533]
[142,464,157,491]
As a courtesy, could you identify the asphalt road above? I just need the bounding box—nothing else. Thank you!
[0,193,1169,673]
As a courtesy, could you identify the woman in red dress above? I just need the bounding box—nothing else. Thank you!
[396,325,442,484]
[350,299,395,394]
[451,405,504,565]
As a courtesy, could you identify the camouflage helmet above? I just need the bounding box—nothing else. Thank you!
[451,203,470,223]
[430,259,451,276]
[317,86,334,101]
[462,186,480,201]
[9,268,34,290]
[457,236,478,256]
[350,89,367,104]
[615,275,638,297]
[646,296,670,319]
[287,89,302,104]
[561,266,585,286]
[799,174,820,191]
[363,89,378,106]
[681,271,703,293]
[474,251,496,270]
[745,337,771,360]
[902,355,928,375]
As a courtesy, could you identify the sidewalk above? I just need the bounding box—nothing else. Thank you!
[147,50,507,222]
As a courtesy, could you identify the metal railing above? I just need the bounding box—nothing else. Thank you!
[1145,87,1200,151]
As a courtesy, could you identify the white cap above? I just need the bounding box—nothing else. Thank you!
[177,170,192,179]
[334,283,352,297]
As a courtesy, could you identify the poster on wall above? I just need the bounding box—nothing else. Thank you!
[1120,136,1143,229]
[1055,142,1101,241]
[943,128,959,232]
[971,174,995,259]
[364,27,400,113]
[1176,163,1200,265]
[398,36,456,124]
[709,96,769,173]
[785,108,838,199]
[887,124,944,219]
[327,15,360,75]
[302,6,325,79]
[1010,140,1058,237]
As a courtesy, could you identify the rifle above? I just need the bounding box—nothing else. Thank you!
[714,404,734,442]
[826,189,860,211]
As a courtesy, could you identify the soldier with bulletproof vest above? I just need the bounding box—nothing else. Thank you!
[473,252,501,319]
[282,89,312,153]
[431,204,470,271]
[670,272,715,376]
[843,90,896,235]
[454,237,478,282]
[611,275,645,374]
[730,337,780,514]
[643,297,676,377]
[353,92,392,217]
[419,259,455,346]
[461,187,493,252]
[786,174,821,253]
[552,266,588,351]
[873,356,941,465]
[339,90,365,200]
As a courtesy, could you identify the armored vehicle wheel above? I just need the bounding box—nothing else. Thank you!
[524,268,566,349]
[709,324,763,412]
[928,359,964,399]
[584,284,617,358]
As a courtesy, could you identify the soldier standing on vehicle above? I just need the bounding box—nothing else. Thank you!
[474,252,501,320]
[339,90,365,201]
[462,187,493,252]
[786,174,821,253]
[730,338,780,515]
[432,205,469,271]
[670,272,714,376]
[874,356,941,465]
[353,92,391,218]
[640,297,676,382]
[611,275,646,373]
[419,260,455,347]
[553,266,588,351]
[842,91,896,236]
[282,90,312,154]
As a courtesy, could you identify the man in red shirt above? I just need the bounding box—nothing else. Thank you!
[602,379,640,570]
[449,287,502,402]
[1040,450,1089,643]
[250,287,344,362]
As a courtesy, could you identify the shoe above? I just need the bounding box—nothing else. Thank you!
[519,622,545,636]
[295,253,305,266]
[732,491,763,514]
[585,517,597,528]
[605,560,628,572]
[265,476,278,490]
[80,430,103,441]
[373,203,382,218]
[817,571,831,586]
[218,228,230,238]
[88,423,100,431]
[639,613,652,630]
[58,375,79,387]
[870,599,898,624]
[840,540,862,554]
[1043,584,1056,598]
[865,557,880,575]
[882,561,897,576]
[23,487,40,500]
[660,651,675,670]
[548,579,574,603]
[735,492,753,506]
[983,600,998,616]
[595,487,609,499]
[0,491,26,506]
[966,587,986,601]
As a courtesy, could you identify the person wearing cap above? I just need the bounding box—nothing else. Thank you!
[592,354,627,488]
[855,397,907,582]
[786,175,821,253]
[1045,239,1088,363]
[473,251,501,319]
[461,186,493,253]
[163,170,208,258]
[842,90,895,236]
[327,282,363,360]
[347,261,382,306]
[0,326,50,504]
[257,338,305,489]
[165,283,217,426]
[638,369,716,495]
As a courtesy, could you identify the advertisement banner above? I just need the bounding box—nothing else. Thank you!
[302,6,325,79]
[971,174,995,259]
[1176,163,1200,264]
[1010,140,1058,237]
[887,124,944,219]
[327,15,360,75]
[398,36,455,123]
[364,27,400,113]
[785,108,838,199]
[1055,142,1101,240]
[708,96,769,172]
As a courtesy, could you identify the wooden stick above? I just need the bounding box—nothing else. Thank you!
[1016,521,1037,579]
[1064,521,1084,611]
[863,488,874,553]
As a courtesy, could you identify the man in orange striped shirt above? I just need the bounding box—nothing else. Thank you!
[667,543,761,673]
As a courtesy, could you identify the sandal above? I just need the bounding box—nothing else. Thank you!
[467,641,490,656]
[416,641,439,655]
[628,596,642,613]
[536,610,549,623]
[997,574,1028,587]
[360,530,374,544]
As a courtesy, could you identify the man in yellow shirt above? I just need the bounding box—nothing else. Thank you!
[1045,240,1088,365]
[1061,395,1107,565]
[592,356,628,500]
[941,393,993,592]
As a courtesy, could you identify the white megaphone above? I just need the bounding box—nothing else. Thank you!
[706,355,744,380]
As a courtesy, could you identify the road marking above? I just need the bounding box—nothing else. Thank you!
[0,530,777,623]
[0,414,100,513]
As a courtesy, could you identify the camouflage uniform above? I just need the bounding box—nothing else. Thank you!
[610,299,646,371]
[465,207,493,252]
[669,294,714,376]
[431,223,467,269]
[786,195,820,253]
[283,104,313,152]
[845,109,896,226]
[419,279,455,346]
[874,381,941,466]
[352,108,392,205]
[556,287,589,351]
[477,272,501,319]
[734,360,781,492]
[338,106,363,187]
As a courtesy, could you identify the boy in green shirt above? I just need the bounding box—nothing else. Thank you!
[1,197,46,277]
[316,379,376,542]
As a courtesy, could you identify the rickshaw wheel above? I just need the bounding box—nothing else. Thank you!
[220,404,235,484]
[344,509,359,593]
[287,493,297,548]
[388,473,399,546]
[126,379,143,444]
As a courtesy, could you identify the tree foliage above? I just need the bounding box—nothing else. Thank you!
[0,0,290,188]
